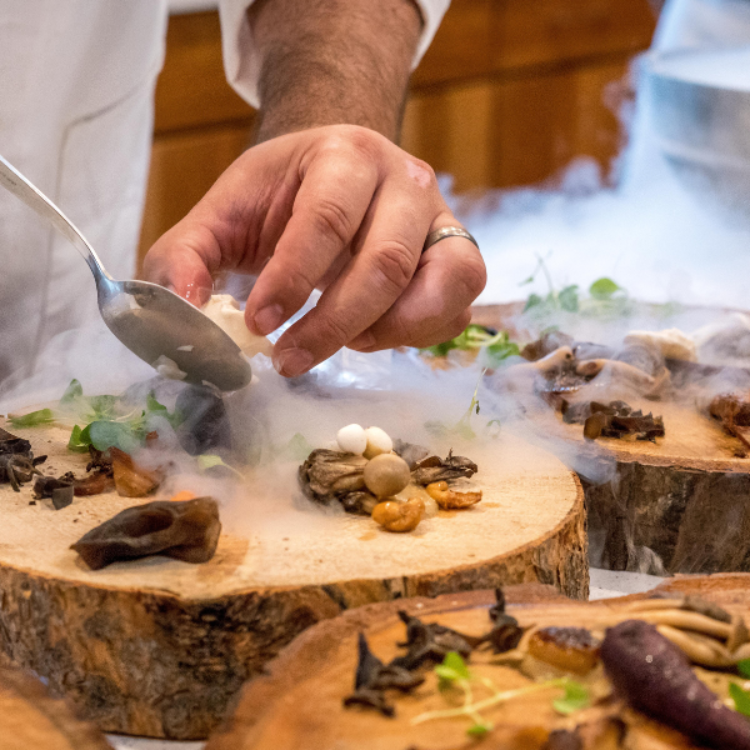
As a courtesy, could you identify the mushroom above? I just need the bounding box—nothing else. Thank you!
[426,480,482,509]
[624,328,697,362]
[655,624,735,668]
[371,498,424,532]
[364,453,411,498]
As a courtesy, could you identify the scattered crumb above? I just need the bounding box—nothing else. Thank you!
[28,500,36,506]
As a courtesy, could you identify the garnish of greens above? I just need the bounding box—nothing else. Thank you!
[521,254,631,320]
[411,651,589,736]
[421,325,520,368]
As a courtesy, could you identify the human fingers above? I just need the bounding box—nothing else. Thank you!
[245,139,379,336]
[270,178,435,376]
[347,226,486,352]
[400,310,473,350]
[141,222,219,307]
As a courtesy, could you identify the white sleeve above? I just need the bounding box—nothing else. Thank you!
[218,0,451,109]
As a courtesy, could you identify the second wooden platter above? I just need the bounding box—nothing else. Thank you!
[0,420,585,739]
[207,574,750,750]
[472,303,750,575]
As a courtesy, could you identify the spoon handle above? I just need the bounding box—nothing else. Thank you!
[0,153,112,281]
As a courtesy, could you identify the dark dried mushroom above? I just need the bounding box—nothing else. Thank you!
[563,400,664,442]
[601,619,750,750]
[299,449,368,507]
[71,496,221,570]
[343,633,424,717]
[710,394,750,450]
[390,611,481,670]
[542,729,582,750]
[392,439,430,470]
[340,491,378,516]
[34,475,75,509]
[411,451,478,486]
[487,589,524,653]
[521,331,575,362]
[0,427,45,491]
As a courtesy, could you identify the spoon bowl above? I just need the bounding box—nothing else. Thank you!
[0,153,252,392]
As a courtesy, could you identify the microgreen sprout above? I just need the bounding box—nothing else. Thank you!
[730,682,750,718]
[411,652,590,736]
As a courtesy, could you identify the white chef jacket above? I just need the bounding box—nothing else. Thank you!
[0,0,449,386]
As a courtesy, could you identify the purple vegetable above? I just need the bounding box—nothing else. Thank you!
[601,619,750,750]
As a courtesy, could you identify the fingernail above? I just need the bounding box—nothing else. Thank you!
[274,347,315,377]
[253,304,284,335]
[349,331,377,351]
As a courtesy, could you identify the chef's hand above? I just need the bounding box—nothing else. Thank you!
[143,124,486,377]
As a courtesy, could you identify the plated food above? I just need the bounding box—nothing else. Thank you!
[207,576,750,750]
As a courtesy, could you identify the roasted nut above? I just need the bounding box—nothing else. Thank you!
[528,627,601,675]
[364,453,411,498]
[372,498,424,532]
[426,480,482,510]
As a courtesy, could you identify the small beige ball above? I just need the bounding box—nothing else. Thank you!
[364,453,411,498]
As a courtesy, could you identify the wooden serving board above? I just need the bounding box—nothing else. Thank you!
[472,303,750,576]
[206,574,750,750]
[0,420,585,740]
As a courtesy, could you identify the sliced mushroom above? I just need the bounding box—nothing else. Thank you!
[632,610,732,641]
[655,624,735,668]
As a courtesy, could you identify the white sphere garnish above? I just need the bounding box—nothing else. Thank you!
[336,424,367,455]
[363,426,393,459]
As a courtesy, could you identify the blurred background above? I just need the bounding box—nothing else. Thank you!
[137,0,660,271]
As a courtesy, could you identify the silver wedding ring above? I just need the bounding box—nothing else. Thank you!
[423,226,479,253]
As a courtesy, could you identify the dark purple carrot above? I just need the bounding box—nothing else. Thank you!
[601,619,750,750]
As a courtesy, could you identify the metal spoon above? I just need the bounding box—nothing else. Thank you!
[0,153,252,391]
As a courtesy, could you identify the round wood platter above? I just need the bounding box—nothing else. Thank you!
[0,420,585,740]
[206,573,750,750]
[0,662,112,750]
[472,303,750,576]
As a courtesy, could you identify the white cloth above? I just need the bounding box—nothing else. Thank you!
[0,0,449,386]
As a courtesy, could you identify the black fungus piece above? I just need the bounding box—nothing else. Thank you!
[542,729,582,750]
[34,475,75,508]
[601,619,750,750]
[174,385,232,456]
[86,446,114,476]
[298,449,368,506]
[343,633,424,717]
[486,589,524,653]
[390,611,480,670]
[0,428,43,491]
[70,497,221,570]
[613,343,665,377]
[563,400,665,442]
[411,452,478,486]
[392,439,431,471]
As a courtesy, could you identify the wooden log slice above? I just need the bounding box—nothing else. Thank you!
[206,574,750,750]
[0,420,585,740]
[472,303,750,575]
[0,663,112,750]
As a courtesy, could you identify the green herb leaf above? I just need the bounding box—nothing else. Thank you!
[731,683,750,717]
[523,293,543,312]
[557,285,579,312]
[280,433,315,461]
[9,408,56,428]
[434,651,471,683]
[467,721,493,737]
[67,424,91,453]
[589,277,622,300]
[60,379,83,405]
[552,680,590,715]
[197,454,244,479]
[738,659,750,680]
[87,421,142,454]
[86,395,118,421]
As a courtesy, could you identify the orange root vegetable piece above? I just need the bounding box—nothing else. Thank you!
[527,627,601,675]
[110,447,162,498]
[169,490,197,503]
